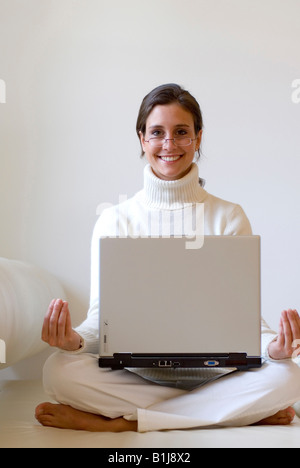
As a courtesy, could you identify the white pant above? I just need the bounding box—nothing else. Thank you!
[43,351,300,432]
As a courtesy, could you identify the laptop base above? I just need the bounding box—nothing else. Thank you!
[99,353,262,371]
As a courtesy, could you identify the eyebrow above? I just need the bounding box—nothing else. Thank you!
[148,124,191,129]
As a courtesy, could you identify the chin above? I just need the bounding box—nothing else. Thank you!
[165,162,193,179]
[156,166,192,181]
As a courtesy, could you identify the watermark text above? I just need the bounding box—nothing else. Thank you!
[291,79,300,104]
[0,339,6,364]
[0,78,6,104]
[292,339,300,362]
[96,195,204,249]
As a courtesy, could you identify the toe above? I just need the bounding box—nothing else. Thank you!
[254,407,296,426]
[35,402,54,419]
[286,407,296,422]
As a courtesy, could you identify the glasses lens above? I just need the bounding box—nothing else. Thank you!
[148,138,192,147]
[174,138,191,146]
[149,138,164,147]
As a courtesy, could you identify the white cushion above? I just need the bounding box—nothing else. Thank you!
[0,257,66,368]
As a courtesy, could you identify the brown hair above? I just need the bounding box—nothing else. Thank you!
[136,83,204,157]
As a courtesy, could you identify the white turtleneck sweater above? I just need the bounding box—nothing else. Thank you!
[75,163,277,358]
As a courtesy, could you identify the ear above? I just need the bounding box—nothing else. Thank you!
[195,130,203,152]
[139,131,147,152]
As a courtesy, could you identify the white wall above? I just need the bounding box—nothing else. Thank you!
[0,0,299,379]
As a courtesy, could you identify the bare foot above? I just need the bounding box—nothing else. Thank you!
[254,407,296,426]
[36,403,296,431]
[35,402,137,432]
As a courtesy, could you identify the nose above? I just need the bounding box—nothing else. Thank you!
[162,138,177,149]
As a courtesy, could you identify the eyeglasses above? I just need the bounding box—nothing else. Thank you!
[144,137,196,148]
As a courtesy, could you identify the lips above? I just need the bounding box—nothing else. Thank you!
[158,155,183,162]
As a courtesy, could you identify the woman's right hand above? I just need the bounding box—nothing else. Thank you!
[42,299,82,351]
[268,309,300,360]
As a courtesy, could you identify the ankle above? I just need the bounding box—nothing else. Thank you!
[112,417,138,432]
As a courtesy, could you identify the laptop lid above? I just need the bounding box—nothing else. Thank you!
[99,236,261,363]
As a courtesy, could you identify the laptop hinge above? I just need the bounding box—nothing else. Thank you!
[99,353,262,370]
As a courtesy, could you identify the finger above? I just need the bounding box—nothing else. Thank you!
[57,301,69,339]
[41,299,56,343]
[64,302,73,336]
[277,314,285,347]
[288,309,300,342]
[48,299,63,344]
[281,310,293,347]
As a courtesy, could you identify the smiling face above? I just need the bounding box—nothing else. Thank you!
[139,103,202,181]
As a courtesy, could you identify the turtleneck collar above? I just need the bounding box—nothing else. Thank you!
[139,163,207,210]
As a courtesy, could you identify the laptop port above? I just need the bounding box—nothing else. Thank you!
[204,360,220,367]
[158,360,172,367]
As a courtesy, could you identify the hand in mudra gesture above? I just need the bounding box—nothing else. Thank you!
[268,309,300,360]
[42,299,82,351]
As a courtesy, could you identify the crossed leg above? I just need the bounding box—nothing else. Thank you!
[35,402,295,431]
[36,352,300,432]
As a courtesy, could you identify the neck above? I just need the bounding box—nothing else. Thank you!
[141,163,206,210]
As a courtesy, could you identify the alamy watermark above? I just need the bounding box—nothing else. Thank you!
[0,78,6,103]
[0,339,6,364]
[96,195,204,249]
[1,80,7,362]
[292,339,300,362]
[291,79,300,104]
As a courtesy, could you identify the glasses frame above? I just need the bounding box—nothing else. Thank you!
[144,137,197,148]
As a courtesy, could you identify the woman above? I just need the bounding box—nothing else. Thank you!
[36,84,300,432]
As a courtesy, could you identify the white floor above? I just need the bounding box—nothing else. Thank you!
[1,380,300,448]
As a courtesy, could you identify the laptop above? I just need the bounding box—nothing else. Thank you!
[98,236,262,371]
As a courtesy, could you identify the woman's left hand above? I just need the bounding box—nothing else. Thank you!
[268,309,300,360]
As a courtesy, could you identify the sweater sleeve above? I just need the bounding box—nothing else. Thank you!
[261,318,278,361]
[223,204,253,236]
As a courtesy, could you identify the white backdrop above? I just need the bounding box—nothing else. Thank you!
[0,0,299,378]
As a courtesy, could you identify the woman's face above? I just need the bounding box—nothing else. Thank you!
[140,103,202,181]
